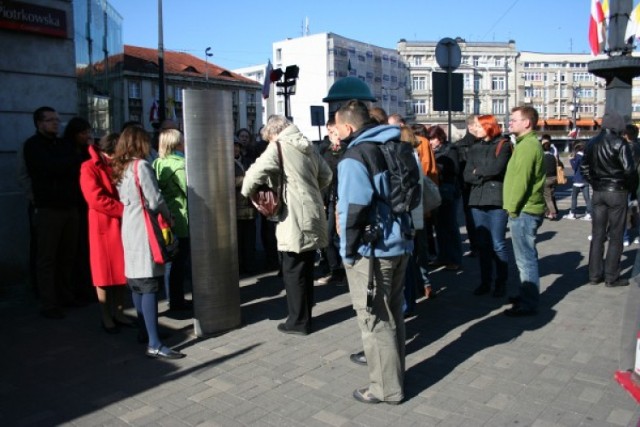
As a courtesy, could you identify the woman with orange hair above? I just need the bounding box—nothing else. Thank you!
[463,115,512,297]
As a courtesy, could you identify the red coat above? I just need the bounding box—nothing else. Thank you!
[79,145,126,286]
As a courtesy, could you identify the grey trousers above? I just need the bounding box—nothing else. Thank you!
[345,254,408,402]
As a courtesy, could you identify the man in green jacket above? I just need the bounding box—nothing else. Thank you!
[503,106,545,316]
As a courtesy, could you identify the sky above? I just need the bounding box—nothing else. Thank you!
[108,0,634,71]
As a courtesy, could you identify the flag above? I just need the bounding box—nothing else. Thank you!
[625,3,640,43]
[149,99,159,122]
[568,128,579,139]
[262,60,273,99]
[589,0,606,55]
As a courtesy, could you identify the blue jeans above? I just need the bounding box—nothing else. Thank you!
[508,213,543,311]
[570,184,592,215]
[471,207,508,289]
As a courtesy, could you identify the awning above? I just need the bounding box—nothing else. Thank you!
[577,119,598,127]
[544,119,570,126]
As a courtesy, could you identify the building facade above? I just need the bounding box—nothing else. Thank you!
[73,0,123,136]
[103,46,262,133]
[0,0,78,280]
[231,63,273,132]
[272,33,410,140]
[397,39,519,131]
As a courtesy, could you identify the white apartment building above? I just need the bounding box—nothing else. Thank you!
[517,51,606,135]
[397,39,519,130]
[272,33,410,140]
[233,63,273,129]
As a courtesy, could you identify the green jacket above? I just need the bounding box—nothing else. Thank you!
[502,131,546,216]
[153,153,189,237]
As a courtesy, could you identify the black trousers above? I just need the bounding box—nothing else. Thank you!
[35,207,79,310]
[237,219,257,273]
[168,237,190,306]
[281,250,315,332]
[589,190,627,283]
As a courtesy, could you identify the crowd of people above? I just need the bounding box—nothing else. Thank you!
[17,101,640,404]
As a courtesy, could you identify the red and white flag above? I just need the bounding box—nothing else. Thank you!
[589,0,606,55]
[262,60,273,99]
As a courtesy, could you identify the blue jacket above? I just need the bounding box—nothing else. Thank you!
[570,152,586,185]
[337,124,414,265]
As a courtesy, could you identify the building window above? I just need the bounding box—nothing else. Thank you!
[495,57,504,67]
[463,74,472,90]
[413,56,422,66]
[474,74,482,92]
[492,99,506,115]
[491,76,505,91]
[462,56,470,65]
[276,100,284,114]
[574,72,593,82]
[412,76,426,91]
[275,48,282,62]
[413,99,426,115]
[473,56,480,67]
[174,86,183,102]
[128,81,141,99]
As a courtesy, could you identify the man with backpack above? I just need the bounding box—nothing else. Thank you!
[335,100,414,405]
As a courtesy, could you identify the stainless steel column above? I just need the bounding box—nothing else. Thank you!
[183,89,241,336]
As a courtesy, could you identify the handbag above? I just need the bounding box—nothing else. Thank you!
[250,141,284,219]
[556,159,567,185]
[134,160,179,265]
[422,176,442,212]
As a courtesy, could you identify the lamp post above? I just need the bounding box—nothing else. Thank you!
[275,65,299,120]
[205,47,213,82]
[571,83,581,134]
[157,0,166,123]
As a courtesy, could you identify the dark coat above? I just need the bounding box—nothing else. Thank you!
[464,136,511,207]
[581,129,637,193]
[79,145,126,286]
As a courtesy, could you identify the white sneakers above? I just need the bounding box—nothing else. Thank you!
[564,212,590,221]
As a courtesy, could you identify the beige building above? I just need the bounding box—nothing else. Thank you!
[397,39,519,131]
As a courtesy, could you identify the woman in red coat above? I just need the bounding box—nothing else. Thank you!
[80,133,132,332]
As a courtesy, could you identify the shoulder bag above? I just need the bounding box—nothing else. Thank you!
[250,141,284,220]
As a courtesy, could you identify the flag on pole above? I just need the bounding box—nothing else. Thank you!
[262,60,273,99]
[625,3,640,43]
[589,0,606,55]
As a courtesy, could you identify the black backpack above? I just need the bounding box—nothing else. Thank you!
[378,140,422,214]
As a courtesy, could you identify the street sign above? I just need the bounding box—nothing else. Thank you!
[435,37,461,71]
[432,72,463,111]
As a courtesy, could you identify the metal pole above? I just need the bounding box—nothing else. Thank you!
[446,42,452,141]
[158,0,166,123]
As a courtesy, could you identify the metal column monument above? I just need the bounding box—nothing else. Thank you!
[183,89,241,336]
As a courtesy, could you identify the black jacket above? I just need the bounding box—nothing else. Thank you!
[23,132,81,208]
[580,129,638,193]
[463,136,511,207]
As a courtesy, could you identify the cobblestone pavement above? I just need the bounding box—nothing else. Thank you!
[2,184,640,426]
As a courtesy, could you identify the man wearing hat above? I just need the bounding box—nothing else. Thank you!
[581,111,638,287]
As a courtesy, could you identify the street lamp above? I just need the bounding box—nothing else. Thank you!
[205,47,213,82]
[571,83,581,135]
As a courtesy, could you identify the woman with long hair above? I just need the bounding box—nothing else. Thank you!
[80,133,133,332]
[153,129,191,310]
[463,115,512,297]
[111,127,184,359]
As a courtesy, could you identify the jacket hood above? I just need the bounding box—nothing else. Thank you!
[349,124,401,147]
[278,124,313,154]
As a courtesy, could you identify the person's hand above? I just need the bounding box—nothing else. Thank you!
[335,210,341,236]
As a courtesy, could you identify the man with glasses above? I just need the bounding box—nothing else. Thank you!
[23,106,81,319]
[503,106,546,317]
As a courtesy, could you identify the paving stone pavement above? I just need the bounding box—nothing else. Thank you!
[2,183,640,426]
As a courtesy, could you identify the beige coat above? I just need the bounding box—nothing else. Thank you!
[241,125,332,253]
